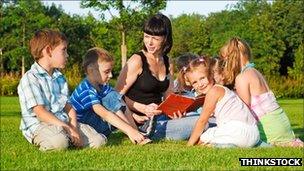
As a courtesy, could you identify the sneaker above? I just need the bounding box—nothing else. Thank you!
[138,116,156,138]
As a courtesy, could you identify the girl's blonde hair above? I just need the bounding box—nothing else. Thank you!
[219,37,251,86]
[175,53,198,93]
[177,56,213,91]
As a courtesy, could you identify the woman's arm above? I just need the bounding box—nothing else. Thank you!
[187,86,223,146]
[116,54,142,95]
[115,54,161,116]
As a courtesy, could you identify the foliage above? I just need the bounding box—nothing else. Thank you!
[267,76,304,98]
[288,43,304,80]
[80,0,167,68]
[0,72,20,96]
[1,0,303,91]
[62,64,83,93]
[171,14,206,58]
[1,0,53,72]
[1,97,303,170]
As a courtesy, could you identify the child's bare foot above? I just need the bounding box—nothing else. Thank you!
[138,138,152,145]
[199,141,213,147]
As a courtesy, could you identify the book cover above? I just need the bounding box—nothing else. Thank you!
[158,94,205,117]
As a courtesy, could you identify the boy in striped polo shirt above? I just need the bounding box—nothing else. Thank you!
[70,47,150,145]
[18,29,107,151]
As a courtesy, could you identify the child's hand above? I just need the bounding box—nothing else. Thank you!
[127,131,145,144]
[169,110,186,119]
[65,126,83,148]
[143,103,162,117]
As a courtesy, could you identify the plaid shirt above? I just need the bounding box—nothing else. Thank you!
[17,62,69,143]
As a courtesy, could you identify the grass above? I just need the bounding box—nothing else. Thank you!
[1,96,303,170]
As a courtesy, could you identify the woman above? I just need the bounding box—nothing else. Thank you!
[115,13,200,140]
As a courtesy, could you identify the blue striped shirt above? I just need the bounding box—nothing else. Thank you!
[17,62,69,143]
[70,78,115,121]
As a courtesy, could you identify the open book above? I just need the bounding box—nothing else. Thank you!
[158,94,205,117]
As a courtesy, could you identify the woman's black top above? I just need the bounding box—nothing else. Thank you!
[125,51,170,115]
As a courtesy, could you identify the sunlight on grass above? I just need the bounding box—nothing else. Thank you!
[1,97,303,170]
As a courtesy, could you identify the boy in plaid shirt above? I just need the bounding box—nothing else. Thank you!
[18,29,106,151]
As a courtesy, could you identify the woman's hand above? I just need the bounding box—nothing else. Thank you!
[168,110,186,119]
[143,103,162,117]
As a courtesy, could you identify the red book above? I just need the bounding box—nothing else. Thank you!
[158,94,205,117]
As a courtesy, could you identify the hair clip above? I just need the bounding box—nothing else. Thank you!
[182,66,187,72]
[198,57,205,62]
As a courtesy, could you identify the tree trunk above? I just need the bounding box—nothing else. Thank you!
[22,22,25,76]
[121,30,127,68]
[0,48,3,73]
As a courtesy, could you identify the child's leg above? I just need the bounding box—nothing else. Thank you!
[200,121,259,148]
[33,122,69,151]
[78,123,107,148]
[258,108,296,144]
[80,112,112,137]
[152,115,200,140]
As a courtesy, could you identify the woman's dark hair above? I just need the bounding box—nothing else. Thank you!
[143,13,173,55]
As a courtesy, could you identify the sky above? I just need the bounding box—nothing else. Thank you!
[43,1,238,19]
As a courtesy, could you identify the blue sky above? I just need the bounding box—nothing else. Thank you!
[43,1,238,19]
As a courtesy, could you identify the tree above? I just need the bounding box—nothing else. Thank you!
[1,0,53,73]
[171,14,206,58]
[271,0,304,75]
[81,0,166,68]
[288,43,304,80]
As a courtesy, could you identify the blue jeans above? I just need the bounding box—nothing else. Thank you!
[79,91,124,137]
[101,90,124,113]
[151,114,199,140]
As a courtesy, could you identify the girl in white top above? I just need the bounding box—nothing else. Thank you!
[179,57,260,147]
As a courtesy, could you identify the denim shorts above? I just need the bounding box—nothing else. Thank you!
[102,90,125,113]
[80,90,125,137]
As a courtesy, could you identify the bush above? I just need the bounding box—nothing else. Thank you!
[0,72,20,96]
[267,75,304,98]
[63,64,83,93]
[1,71,303,98]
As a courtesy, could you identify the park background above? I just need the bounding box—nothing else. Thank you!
[1,0,303,170]
[1,0,303,97]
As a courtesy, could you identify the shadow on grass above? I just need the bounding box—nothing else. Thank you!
[106,132,125,146]
[293,128,304,141]
[0,111,20,116]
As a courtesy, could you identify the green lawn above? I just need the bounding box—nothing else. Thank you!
[1,97,303,170]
